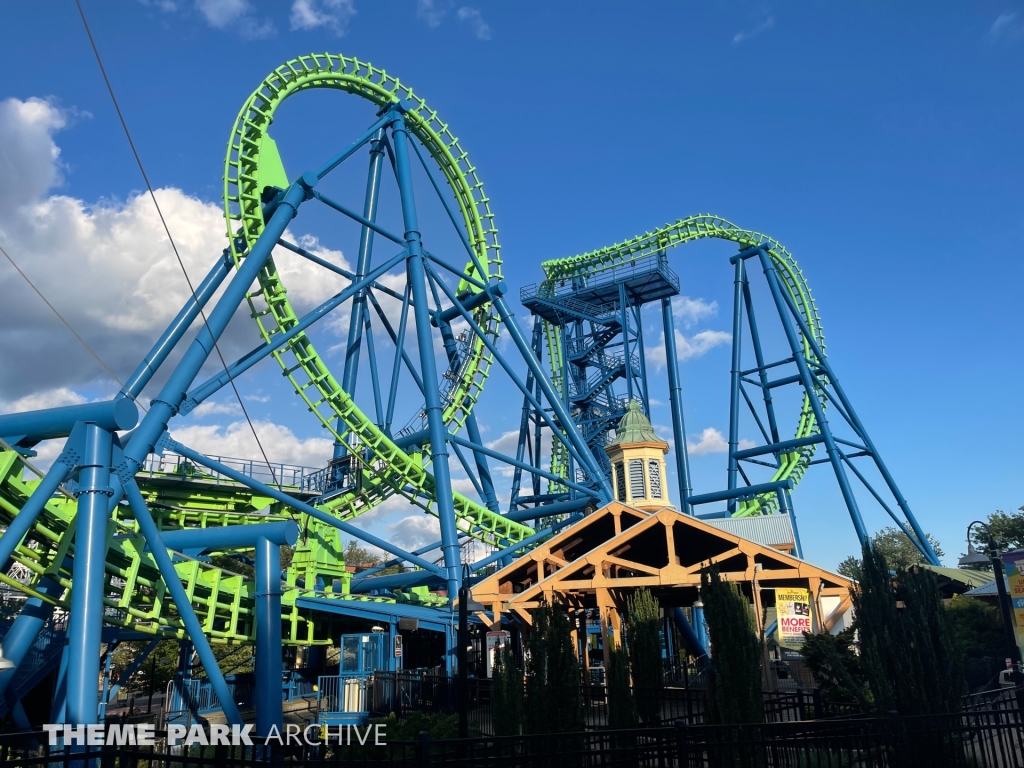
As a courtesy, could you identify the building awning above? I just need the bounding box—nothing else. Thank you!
[964,577,1006,597]
[296,596,455,634]
[703,514,796,553]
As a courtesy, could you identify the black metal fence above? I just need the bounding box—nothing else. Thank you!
[677,708,1024,768]
[368,672,860,734]
[2,704,1024,768]
[2,709,1023,768]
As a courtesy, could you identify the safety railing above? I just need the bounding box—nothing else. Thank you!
[524,252,680,301]
[317,673,370,720]
[139,451,317,490]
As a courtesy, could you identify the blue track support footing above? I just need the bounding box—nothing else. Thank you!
[65,424,113,726]
[255,536,283,737]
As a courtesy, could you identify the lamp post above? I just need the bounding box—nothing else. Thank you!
[959,521,1024,703]
[457,562,470,739]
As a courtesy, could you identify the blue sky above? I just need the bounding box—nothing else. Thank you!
[0,1,1021,570]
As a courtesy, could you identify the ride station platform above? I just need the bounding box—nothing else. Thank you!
[519,251,680,323]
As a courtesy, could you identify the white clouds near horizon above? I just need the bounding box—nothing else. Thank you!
[687,427,755,456]
[0,96,350,400]
[169,419,334,467]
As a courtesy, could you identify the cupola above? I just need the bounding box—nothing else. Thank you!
[604,400,671,511]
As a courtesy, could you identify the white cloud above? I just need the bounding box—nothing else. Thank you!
[0,97,350,402]
[672,296,718,328]
[189,400,241,417]
[290,0,356,35]
[647,329,731,371]
[686,427,755,456]
[678,329,732,360]
[195,0,274,38]
[386,513,441,551]
[195,0,247,26]
[417,0,452,28]
[457,7,491,40]
[0,97,67,213]
[245,393,271,403]
[169,419,333,467]
[0,387,87,414]
[485,429,520,456]
[733,16,775,45]
[990,12,1024,40]
[484,426,553,478]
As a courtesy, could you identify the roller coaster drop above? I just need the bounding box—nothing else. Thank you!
[0,54,937,735]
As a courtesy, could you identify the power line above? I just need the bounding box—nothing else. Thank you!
[75,0,280,488]
[0,241,143,411]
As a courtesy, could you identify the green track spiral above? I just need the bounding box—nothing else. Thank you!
[223,53,533,546]
[540,215,826,517]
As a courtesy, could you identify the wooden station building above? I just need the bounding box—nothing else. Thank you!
[471,403,854,670]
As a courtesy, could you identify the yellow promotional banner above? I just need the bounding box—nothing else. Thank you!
[1001,551,1024,647]
[776,588,812,649]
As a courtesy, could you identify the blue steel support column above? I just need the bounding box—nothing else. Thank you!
[0,577,62,700]
[161,440,445,574]
[435,318,500,513]
[491,297,614,502]
[335,130,386,460]
[787,491,805,559]
[619,284,634,402]
[390,111,461,599]
[106,637,160,704]
[121,480,242,724]
[65,423,113,726]
[661,298,692,514]
[98,640,117,721]
[50,641,69,723]
[635,305,651,411]
[0,460,71,575]
[770,276,940,566]
[255,536,283,737]
[741,279,782,445]
[120,252,233,400]
[756,248,870,547]
[692,600,708,655]
[123,179,311,471]
[726,259,745,513]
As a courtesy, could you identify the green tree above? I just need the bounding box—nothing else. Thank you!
[544,600,584,733]
[625,588,663,724]
[606,640,638,728]
[800,627,871,713]
[341,539,405,576]
[344,540,382,570]
[524,600,549,735]
[523,597,583,734]
[491,645,524,735]
[853,544,964,716]
[837,527,943,579]
[964,506,1024,570]
[700,566,764,726]
[945,594,1006,659]
[111,639,254,702]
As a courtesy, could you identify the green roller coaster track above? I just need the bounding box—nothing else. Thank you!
[539,214,827,517]
[0,54,539,649]
[224,53,532,547]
